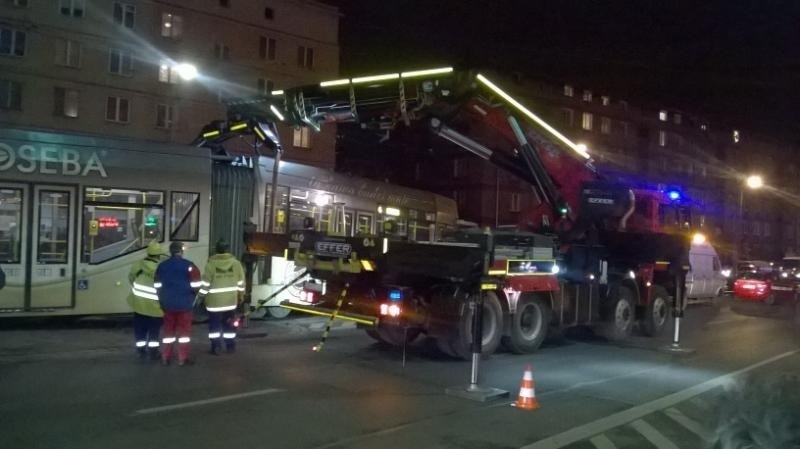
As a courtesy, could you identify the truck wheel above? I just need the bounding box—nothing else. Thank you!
[764,294,776,306]
[642,286,671,337]
[598,286,635,342]
[450,291,503,359]
[267,306,291,319]
[435,337,460,358]
[503,295,550,354]
[366,326,421,346]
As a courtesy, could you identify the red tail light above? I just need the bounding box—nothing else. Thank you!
[379,303,401,317]
[300,290,317,304]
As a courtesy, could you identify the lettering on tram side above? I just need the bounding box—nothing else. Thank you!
[0,142,107,178]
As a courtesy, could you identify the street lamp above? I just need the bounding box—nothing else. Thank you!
[737,174,764,261]
[175,63,198,81]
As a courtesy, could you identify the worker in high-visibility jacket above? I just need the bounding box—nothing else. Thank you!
[127,241,165,360]
[199,240,245,354]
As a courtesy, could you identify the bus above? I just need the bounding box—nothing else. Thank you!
[0,127,457,318]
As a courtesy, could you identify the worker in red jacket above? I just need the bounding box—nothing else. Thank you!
[154,241,202,366]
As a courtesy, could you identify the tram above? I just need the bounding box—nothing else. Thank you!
[0,127,457,317]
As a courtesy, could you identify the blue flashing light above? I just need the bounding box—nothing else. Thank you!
[389,290,403,301]
[667,190,681,201]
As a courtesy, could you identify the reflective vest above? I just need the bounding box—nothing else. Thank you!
[127,256,164,317]
[200,253,245,312]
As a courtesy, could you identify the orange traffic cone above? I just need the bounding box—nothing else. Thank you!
[513,365,539,410]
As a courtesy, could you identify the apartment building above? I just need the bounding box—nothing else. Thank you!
[0,0,340,168]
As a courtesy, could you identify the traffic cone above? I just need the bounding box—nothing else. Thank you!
[513,365,539,410]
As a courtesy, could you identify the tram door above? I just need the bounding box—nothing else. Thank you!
[0,183,27,309]
[29,185,76,309]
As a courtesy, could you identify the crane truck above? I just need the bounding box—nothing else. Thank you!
[208,67,691,359]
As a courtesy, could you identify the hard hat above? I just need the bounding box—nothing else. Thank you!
[169,241,184,255]
[146,241,163,256]
[215,239,230,254]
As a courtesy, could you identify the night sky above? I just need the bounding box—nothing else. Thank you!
[327,0,800,142]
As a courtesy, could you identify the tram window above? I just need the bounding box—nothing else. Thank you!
[356,213,373,235]
[0,188,23,263]
[82,187,164,264]
[264,185,289,233]
[37,190,70,264]
[170,191,199,241]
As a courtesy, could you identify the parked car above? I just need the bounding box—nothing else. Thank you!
[686,242,727,302]
[726,260,773,291]
[733,270,776,304]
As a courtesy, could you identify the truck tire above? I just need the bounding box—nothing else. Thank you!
[503,295,550,354]
[365,326,421,346]
[642,286,671,337]
[598,286,635,342]
[267,306,291,319]
[450,291,503,359]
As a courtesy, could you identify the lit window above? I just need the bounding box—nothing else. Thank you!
[161,13,183,38]
[601,95,610,106]
[259,36,277,60]
[156,104,175,129]
[561,108,574,126]
[297,46,314,69]
[700,123,708,131]
[659,110,668,121]
[170,192,200,241]
[108,49,133,76]
[563,84,574,97]
[0,27,26,57]
[600,117,611,134]
[582,90,592,102]
[0,79,22,110]
[106,96,130,123]
[732,129,740,143]
[293,127,311,148]
[581,112,593,131]
[158,60,179,83]
[59,0,84,17]
[113,2,135,28]
[264,7,274,19]
[214,43,231,60]
[55,39,81,68]
[54,87,79,118]
[674,113,682,124]
[658,130,667,147]
[510,193,521,212]
[257,78,274,95]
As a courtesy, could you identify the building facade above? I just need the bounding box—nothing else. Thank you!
[0,0,340,168]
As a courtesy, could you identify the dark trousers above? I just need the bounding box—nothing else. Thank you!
[208,310,237,351]
[133,313,162,355]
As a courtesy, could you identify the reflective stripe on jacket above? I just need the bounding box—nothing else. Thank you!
[201,253,245,312]
[126,256,164,317]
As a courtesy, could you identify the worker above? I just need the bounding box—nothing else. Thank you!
[199,240,245,355]
[127,241,164,360]
[154,241,202,366]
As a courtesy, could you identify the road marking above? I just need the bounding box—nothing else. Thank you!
[630,419,680,449]
[133,388,283,415]
[589,434,617,449]
[520,349,798,449]
[664,407,713,443]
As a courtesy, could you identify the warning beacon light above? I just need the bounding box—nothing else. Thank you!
[667,190,681,201]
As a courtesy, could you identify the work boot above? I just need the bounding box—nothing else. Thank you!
[225,345,236,354]
[161,358,170,366]
[137,350,147,360]
[208,347,219,356]
[178,358,195,366]
[149,350,160,361]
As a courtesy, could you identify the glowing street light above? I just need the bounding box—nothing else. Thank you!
[737,174,766,262]
[745,175,763,190]
[175,63,198,81]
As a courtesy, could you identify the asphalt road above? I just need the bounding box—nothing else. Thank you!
[0,297,798,449]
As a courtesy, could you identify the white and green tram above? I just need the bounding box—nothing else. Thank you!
[0,127,457,318]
